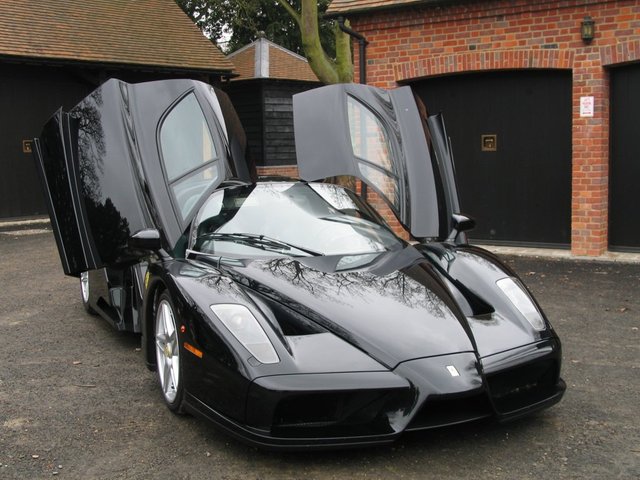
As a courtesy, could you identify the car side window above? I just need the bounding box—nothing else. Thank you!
[160,92,220,220]
[347,96,400,210]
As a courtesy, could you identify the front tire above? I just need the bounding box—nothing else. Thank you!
[154,291,185,413]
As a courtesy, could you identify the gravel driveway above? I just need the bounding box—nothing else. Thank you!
[1,231,638,479]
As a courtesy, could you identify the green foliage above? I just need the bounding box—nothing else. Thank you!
[176,0,334,56]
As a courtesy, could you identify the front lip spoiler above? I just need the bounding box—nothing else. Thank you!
[495,378,566,423]
[183,393,400,451]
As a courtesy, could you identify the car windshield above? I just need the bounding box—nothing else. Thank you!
[190,182,403,258]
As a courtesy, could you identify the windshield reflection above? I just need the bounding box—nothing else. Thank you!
[190,182,403,258]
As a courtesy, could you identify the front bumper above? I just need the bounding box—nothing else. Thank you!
[185,340,564,450]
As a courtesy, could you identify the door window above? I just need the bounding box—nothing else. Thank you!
[160,93,220,220]
[347,96,400,210]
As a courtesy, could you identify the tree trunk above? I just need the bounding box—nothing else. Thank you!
[277,0,353,85]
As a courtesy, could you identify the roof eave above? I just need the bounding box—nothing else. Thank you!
[0,53,235,77]
[325,0,462,19]
[228,76,321,84]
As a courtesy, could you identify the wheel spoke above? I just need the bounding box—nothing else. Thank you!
[158,356,166,389]
[163,304,174,337]
[168,357,178,391]
[155,332,166,348]
[168,331,177,352]
[162,357,172,393]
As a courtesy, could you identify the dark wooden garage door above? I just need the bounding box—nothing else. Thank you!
[0,64,95,219]
[413,70,572,246]
[610,63,640,251]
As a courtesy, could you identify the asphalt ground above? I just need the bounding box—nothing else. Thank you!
[0,230,638,479]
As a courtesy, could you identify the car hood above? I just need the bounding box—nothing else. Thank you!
[223,246,476,369]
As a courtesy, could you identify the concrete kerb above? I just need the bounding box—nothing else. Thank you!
[0,216,52,235]
[483,245,640,264]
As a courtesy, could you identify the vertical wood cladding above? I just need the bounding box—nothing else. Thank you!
[263,82,299,166]
[0,63,92,218]
[609,63,640,250]
[223,80,265,166]
[225,79,320,167]
[415,70,572,246]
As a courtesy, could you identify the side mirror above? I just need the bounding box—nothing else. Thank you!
[446,214,475,244]
[128,229,162,252]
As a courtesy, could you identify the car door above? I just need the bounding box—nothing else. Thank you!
[293,83,460,240]
[34,79,251,276]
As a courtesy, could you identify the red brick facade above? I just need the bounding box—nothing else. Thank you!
[340,0,640,256]
[257,165,301,179]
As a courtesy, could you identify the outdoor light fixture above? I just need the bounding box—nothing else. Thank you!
[581,16,595,44]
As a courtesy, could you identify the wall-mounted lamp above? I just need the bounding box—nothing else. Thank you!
[581,16,595,44]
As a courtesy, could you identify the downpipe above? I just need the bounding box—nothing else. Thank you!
[337,16,369,85]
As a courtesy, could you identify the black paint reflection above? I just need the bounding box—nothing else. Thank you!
[36,113,85,274]
[70,89,131,263]
[225,247,474,367]
[70,88,131,264]
[74,88,105,193]
[258,256,451,318]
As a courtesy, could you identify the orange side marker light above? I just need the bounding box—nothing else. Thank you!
[184,342,203,358]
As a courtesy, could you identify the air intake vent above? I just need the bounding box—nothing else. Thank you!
[487,359,559,414]
[406,391,493,431]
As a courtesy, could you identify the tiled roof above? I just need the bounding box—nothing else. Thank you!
[228,47,258,80]
[0,0,234,73]
[228,38,318,82]
[326,0,450,17]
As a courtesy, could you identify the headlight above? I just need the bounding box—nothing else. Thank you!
[496,277,545,331]
[210,304,280,364]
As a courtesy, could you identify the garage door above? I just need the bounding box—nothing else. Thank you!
[412,70,572,246]
[610,63,640,251]
[0,64,93,219]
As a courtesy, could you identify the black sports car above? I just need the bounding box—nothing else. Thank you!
[34,79,565,449]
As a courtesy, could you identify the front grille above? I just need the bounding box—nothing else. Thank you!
[486,359,559,414]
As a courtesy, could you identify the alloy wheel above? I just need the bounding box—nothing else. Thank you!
[155,298,180,404]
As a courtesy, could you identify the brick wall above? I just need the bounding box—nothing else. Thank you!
[347,0,640,255]
[257,165,301,178]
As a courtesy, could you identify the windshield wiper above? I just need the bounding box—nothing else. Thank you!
[319,214,387,230]
[197,233,322,257]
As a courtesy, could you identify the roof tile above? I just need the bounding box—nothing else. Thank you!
[0,0,234,72]
[228,38,318,82]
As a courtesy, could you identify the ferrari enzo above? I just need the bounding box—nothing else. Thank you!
[33,79,565,449]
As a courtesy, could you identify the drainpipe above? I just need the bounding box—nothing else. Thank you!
[337,16,369,84]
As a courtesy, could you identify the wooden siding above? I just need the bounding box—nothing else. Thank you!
[263,82,297,166]
[224,79,320,167]
[0,64,93,218]
[222,80,265,165]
